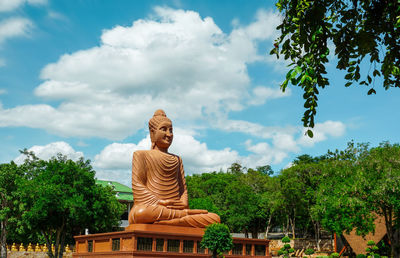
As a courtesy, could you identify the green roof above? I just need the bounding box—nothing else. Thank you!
[116,192,133,201]
[96,180,132,193]
[96,180,133,202]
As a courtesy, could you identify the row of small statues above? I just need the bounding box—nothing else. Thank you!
[8,243,72,253]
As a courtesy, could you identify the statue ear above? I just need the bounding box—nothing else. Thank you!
[149,128,155,141]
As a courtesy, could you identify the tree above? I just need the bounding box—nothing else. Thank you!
[0,162,23,258]
[224,181,259,237]
[315,142,400,257]
[263,176,284,239]
[19,153,124,258]
[271,0,400,136]
[279,159,325,249]
[201,223,233,258]
[277,236,294,257]
[240,169,270,238]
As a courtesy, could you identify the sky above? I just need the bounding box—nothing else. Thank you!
[1,0,399,187]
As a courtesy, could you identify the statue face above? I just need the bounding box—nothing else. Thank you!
[153,120,173,149]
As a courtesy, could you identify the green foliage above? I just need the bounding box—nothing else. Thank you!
[186,166,275,238]
[305,248,315,256]
[366,240,380,257]
[281,236,290,243]
[188,142,400,255]
[330,253,340,258]
[314,142,400,256]
[272,0,400,134]
[356,254,366,258]
[18,152,124,258]
[278,236,293,257]
[200,223,233,258]
[0,162,24,257]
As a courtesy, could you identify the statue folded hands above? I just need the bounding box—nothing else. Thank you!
[128,109,220,227]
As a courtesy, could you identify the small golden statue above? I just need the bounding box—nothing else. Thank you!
[18,243,25,252]
[35,243,41,252]
[27,243,33,252]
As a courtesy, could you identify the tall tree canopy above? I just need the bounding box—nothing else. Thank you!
[272,0,400,136]
[0,162,23,258]
[315,142,400,256]
[18,153,124,258]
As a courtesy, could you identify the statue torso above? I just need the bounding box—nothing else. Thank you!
[134,150,182,202]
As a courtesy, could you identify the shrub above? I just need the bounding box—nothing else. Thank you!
[278,236,293,258]
[200,223,233,258]
[305,248,315,256]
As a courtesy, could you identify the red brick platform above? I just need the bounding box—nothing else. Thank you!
[73,224,271,257]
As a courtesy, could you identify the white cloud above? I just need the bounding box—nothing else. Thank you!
[0,89,6,95]
[0,17,33,44]
[214,118,297,139]
[0,7,282,140]
[248,86,291,106]
[47,10,66,20]
[297,120,346,147]
[0,0,46,12]
[243,139,290,166]
[0,58,5,67]
[213,119,346,166]
[14,141,83,164]
[94,138,150,170]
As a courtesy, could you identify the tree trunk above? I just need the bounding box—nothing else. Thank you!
[315,222,320,251]
[58,232,65,258]
[292,208,296,239]
[212,250,218,258]
[0,219,7,258]
[285,216,289,236]
[265,214,272,239]
[54,222,65,258]
[382,208,400,257]
[42,230,54,258]
[391,228,400,258]
[251,230,258,239]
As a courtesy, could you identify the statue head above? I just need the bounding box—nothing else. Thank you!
[149,109,173,150]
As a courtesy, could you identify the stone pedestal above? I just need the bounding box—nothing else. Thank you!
[73,224,271,257]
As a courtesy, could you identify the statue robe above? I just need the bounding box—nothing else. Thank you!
[129,150,220,228]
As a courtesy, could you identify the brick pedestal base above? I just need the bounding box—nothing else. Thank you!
[73,224,271,257]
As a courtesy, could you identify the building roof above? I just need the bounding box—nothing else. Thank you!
[96,180,133,202]
[96,180,132,193]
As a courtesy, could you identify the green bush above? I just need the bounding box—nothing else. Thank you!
[356,254,366,258]
[282,236,291,243]
[201,223,233,258]
[330,252,340,258]
[278,236,293,258]
[305,248,315,256]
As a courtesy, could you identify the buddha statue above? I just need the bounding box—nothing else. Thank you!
[128,109,220,227]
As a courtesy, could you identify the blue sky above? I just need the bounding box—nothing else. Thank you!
[1,0,399,186]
